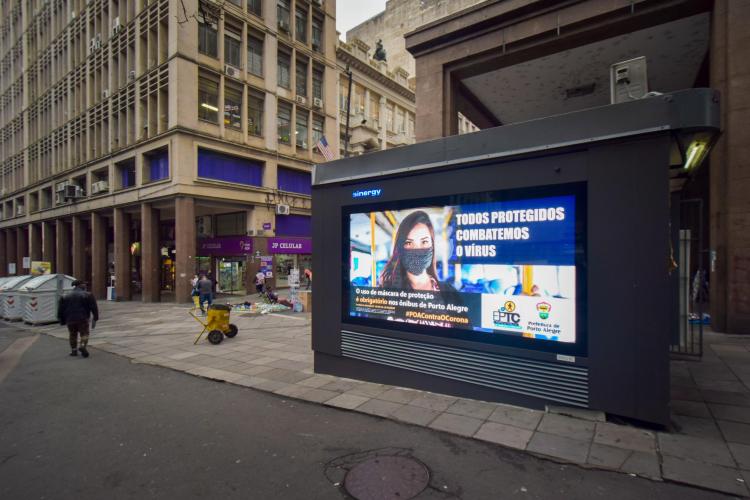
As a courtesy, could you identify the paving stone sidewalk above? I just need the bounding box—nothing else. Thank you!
[12,300,750,496]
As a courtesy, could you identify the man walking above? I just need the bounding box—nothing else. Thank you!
[197,273,213,314]
[58,280,99,358]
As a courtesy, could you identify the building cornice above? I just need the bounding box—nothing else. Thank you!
[336,47,415,102]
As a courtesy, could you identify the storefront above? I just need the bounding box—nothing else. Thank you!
[197,236,253,294]
[267,237,312,288]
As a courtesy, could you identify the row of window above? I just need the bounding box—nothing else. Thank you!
[198,71,325,150]
[338,79,416,136]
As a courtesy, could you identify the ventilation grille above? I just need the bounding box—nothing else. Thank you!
[341,330,589,407]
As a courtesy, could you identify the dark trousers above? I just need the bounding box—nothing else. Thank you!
[199,293,213,312]
[67,320,90,349]
[256,284,264,294]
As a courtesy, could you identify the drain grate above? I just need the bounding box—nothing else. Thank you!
[344,456,430,500]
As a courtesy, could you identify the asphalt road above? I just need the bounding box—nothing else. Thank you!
[0,324,726,500]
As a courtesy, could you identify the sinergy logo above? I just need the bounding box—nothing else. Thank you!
[352,188,382,199]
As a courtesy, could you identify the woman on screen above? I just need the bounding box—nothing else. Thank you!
[380,210,452,292]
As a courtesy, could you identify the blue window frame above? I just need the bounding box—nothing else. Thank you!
[198,148,263,186]
[277,167,311,195]
[148,150,169,182]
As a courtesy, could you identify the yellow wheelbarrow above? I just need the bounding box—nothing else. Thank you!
[189,303,238,345]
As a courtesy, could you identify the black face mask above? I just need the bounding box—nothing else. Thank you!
[402,247,433,275]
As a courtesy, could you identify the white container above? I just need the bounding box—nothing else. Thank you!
[0,275,35,320]
[19,274,77,325]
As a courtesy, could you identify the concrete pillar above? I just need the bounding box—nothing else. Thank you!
[42,221,55,271]
[56,219,71,275]
[71,216,86,280]
[710,0,750,333]
[91,212,107,300]
[114,207,131,301]
[29,223,42,261]
[141,203,161,302]
[0,230,6,277]
[16,226,28,274]
[6,228,17,274]
[175,197,195,303]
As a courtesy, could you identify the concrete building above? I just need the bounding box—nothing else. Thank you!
[0,0,338,302]
[336,37,415,157]
[345,0,485,77]
[404,0,748,334]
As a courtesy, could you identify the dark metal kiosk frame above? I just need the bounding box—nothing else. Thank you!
[312,89,719,426]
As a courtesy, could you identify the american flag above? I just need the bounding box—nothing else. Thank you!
[316,136,335,161]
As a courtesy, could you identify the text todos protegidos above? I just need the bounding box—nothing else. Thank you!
[454,207,566,257]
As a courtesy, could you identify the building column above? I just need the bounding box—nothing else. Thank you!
[29,223,42,261]
[175,197,195,303]
[42,221,56,271]
[710,0,750,333]
[56,219,71,275]
[114,207,131,301]
[71,216,86,280]
[141,203,161,302]
[6,228,17,274]
[16,226,28,274]
[90,212,107,300]
[0,230,6,277]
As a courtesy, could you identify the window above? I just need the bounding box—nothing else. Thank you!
[295,6,307,43]
[226,0,240,6]
[224,83,243,129]
[146,149,169,182]
[116,159,136,189]
[216,212,246,236]
[277,46,291,89]
[248,89,264,136]
[408,113,415,137]
[296,110,308,149]
[296,58,308,97]
[224,24,242,68]
[277,0,290,32]
[313,66,323,101]
[198,72,220,123]
[198,149,263,186]
[369,93,380,122]
[247,32,263,76]
[353,84,365,114]
[312,15,323,52]
[339,78,349,111]
[278,101,292,144]
[248,0,262,16]
[386,103,394,131]
[198,13,218,58]
[278,167,311,195]
[312,114,324,146]
[396,107,405,133]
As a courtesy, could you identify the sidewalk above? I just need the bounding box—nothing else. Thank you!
[16,300,750,496]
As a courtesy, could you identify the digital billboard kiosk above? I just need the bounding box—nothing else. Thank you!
[312,89,719,426]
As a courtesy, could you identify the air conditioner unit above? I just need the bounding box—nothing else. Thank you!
[64,184,82,200]
[128,70,136,81]
[313,0,323,7]
[16,205,24,216]
[295,95,307,106]
[55,181,69,192]
[313,97,323,108]
[224,65,240,79]
[91,180,109,194]
[196,215,212,236]
[102,89,109,99]
[95,34,102,50]
[276,204,290,215]
[246,229,256,236]
[112,17,121,35]
[279,19,290,33]
[89,38,97,54]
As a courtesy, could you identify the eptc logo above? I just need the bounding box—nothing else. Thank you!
[493,301,521,329]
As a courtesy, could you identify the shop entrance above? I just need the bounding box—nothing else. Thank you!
[217,258,246,294]
[275,254,312,288]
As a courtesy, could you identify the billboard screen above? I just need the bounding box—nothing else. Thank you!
[345,184,586,354]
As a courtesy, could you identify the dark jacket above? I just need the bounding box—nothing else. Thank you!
[58,288,99,325]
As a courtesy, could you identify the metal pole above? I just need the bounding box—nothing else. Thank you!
[344,64,353,158]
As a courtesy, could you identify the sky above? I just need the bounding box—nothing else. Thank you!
[336,0,387,37]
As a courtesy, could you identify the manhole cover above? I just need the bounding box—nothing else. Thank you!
[344,455,429,500]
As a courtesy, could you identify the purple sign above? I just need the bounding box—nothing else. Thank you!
[262,222,272,230]
[268,237,311,254]
[198,236,253,256]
